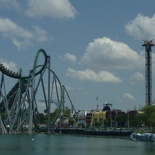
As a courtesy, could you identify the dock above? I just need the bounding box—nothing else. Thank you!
[54,128,133,137]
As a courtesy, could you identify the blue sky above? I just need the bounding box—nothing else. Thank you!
[1,0,155,112]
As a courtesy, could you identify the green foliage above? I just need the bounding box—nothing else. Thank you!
[38,113,47,124]
[116,113,126,127]
[116,113,126,122]
[0,112,6,119]
[143,105,155,127]
[50,106,71,122]
[104,118,111,127]
[50,108,59,122]
[35,113,47,124]
[63,107,71,117]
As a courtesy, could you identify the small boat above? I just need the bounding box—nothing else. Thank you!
[130,132,155,142]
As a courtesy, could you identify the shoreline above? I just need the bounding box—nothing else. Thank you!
[53,128,133,137]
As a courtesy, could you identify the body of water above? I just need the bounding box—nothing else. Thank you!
[0,134,154,155]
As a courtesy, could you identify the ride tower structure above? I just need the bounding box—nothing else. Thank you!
[142,40,154,106]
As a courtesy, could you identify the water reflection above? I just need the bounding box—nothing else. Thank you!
[0,134,155,155]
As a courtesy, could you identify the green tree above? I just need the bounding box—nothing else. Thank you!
[63,107,71,117]
[38,113,47,124]
[143,105,155,127]
[116,113,126,127]
[50,108,59,122]
[50,106,71,122]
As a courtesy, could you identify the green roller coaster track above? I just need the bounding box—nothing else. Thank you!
[0,49,64,133]
[0,49,48,79]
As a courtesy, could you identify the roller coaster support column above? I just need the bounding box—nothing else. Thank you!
[0,114,7,134]
[47,56,51,133]
[28,74,34,134]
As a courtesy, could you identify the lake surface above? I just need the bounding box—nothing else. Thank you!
[0,134,155,155]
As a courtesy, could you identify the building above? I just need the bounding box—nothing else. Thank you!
[91,111,106,126]
[76,110,89,127]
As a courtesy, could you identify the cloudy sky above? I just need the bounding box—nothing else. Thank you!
[0,0,155,112]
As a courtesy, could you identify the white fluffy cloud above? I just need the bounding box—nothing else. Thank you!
[0,0,77,19]
[33,26,48,42]
[123,93,135,100]
[26,0,77,19]
[0,17,49,49]
[63,53,77,63]
[82,37,144,69]
[0,58,17,71]
[66,68,122,83]
[125,13,155,40]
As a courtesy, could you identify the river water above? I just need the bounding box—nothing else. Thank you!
[0,134,154,155]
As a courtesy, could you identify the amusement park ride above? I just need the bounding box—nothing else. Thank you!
[0,49,76,134]
[142,40,154,106]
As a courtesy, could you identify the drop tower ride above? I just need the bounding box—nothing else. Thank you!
[142,40,154,105]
